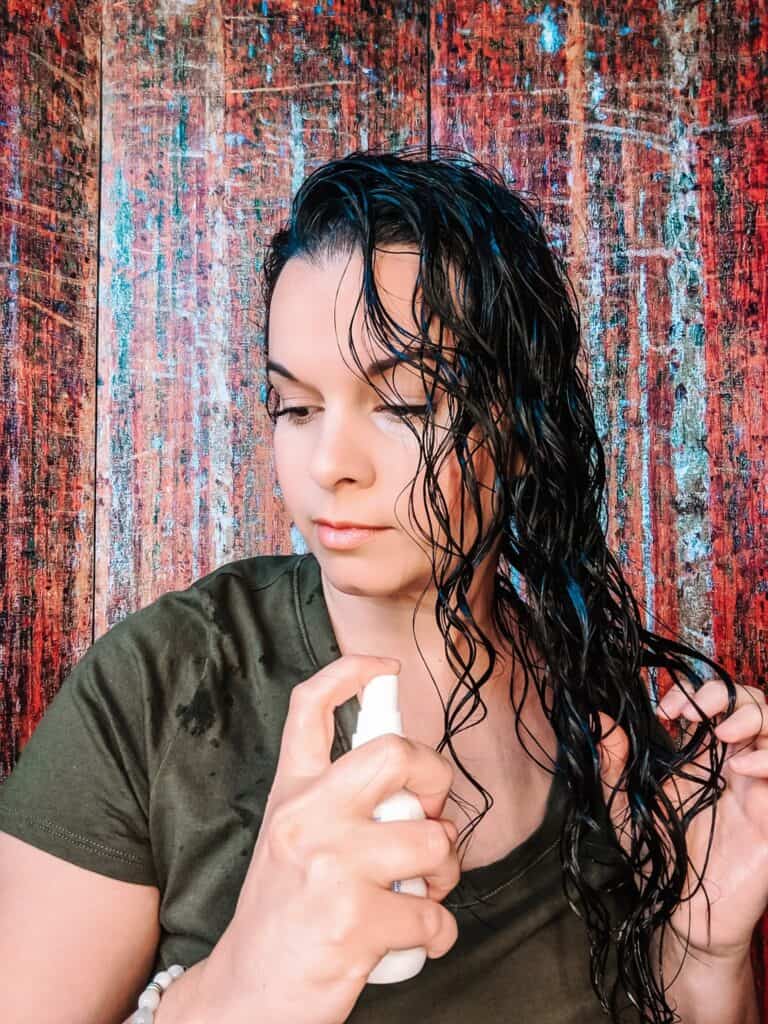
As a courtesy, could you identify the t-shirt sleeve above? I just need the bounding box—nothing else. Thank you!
[0,592,207,887]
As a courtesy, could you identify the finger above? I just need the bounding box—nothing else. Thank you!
[655,678,700,717]
[356,818,461,901]
[728,749,768,775]
[658,680,764,723]
[366,887,459,962]
[277,655,402,780]
[325,732,456,822]
[714,702,768,742]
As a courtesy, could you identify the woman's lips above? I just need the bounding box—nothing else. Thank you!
[315,523,388,549]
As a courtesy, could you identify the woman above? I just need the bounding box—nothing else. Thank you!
[0,147,764,1024]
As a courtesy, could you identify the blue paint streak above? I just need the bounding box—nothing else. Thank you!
[635,195,659,703]
[108,167,137,600]
[225,132,253,147]
[291,523,309,554]
[526,4,566,55]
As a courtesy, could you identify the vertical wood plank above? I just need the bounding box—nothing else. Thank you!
[96,0,429,633]
[0,0,101,776]
[695,0,768,1011]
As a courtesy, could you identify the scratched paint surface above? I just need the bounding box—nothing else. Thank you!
[0,0,101,771]
[96,0,429,627]
[2,0,767,1014]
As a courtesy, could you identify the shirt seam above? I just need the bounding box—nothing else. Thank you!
[292,554,319,670]
[444,836,561,909]
[0,806,146,865]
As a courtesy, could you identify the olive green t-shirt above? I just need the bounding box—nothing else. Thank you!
[0,552,655,1021]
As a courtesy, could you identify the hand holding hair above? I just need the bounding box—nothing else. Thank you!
[597,679,768,964]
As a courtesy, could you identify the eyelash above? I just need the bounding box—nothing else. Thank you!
[272,404,431,426]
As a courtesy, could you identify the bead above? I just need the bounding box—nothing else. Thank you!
[138,988,161,1009]
[131,961,186,1021]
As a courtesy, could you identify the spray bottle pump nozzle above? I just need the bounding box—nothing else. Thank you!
[351,674,403,748]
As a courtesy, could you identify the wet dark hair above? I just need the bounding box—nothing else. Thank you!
[258,144,737,1023]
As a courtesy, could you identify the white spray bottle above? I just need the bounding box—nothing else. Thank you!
[351,673,428,984]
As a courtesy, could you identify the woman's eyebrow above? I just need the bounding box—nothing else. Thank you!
[266,354,409,385]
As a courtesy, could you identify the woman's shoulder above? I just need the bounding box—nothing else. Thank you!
[105,551,308,671]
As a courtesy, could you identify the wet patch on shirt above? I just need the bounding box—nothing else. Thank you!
[231,784,267,832]
[198,587,245,678]
[175,686,216,736]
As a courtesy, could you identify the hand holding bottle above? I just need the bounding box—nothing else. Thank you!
[195,655,461,1024]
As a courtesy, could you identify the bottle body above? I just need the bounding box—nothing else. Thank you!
[367,788,428,983]
[350,673,428,985]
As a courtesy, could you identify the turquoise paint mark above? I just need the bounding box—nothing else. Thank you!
[290,101,306,199]
[662,49,714,657]
[291,523,309,555]
[589,71,607,121]
[226,132,253,147]
[114,167,134,269]
[618,25,633,36]
[172,96,190,223]
[636,190,659,704]
[108,168,137,599]
[526,4,566,55]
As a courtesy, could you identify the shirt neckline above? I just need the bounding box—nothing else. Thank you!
[294,550,568,905]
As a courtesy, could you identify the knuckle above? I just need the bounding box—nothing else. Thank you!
[377,732,411,769]
[424,902,446,943]
[443,907,460,947]
[425,820,451,857]
[306,848,344,885]
[326,892,361,946]
[439,753,456,787]
[288,680,311,708]
[267,801,306,858]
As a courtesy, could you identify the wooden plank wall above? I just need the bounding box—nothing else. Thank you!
[0,0,102,766]
[1,0,766,1014]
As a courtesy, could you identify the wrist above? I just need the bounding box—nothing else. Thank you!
[652,928,758,1024]
[151,959,207,1024]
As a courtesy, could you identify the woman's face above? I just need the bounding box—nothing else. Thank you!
[267,245,499,602]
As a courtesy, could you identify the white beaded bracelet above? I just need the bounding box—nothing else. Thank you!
[130,963,186,1023]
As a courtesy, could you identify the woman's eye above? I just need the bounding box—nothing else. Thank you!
[272,404,430,426]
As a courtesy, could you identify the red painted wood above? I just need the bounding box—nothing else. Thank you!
[96,0,429,634]
[695,0,768,1013]
[0,0,101,776]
